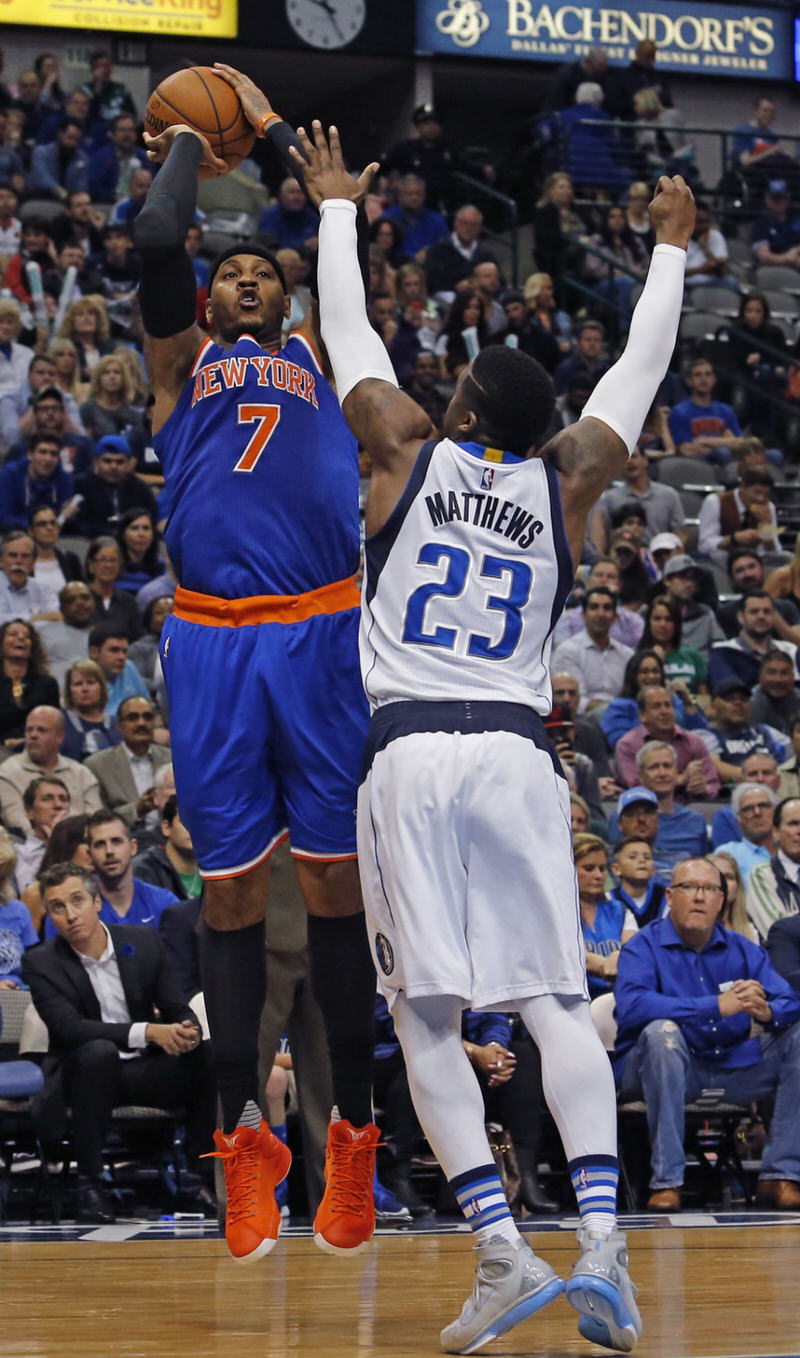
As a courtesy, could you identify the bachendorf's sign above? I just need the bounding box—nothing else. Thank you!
[418,0,794,78]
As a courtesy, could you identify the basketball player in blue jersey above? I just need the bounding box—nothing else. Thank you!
[134,94,380,1264]
[299,123,695,1354]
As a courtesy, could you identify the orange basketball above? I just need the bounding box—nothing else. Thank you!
[145,66,255,177]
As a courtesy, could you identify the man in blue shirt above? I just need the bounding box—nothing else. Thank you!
[87,809,177,927]
[751,179,800,268]
[668,359,749,468]
[257,175,320,252]
[711,749,781,847]
[88,626,149,717]
[615,856,800,1211]
[638,745,709,872]
[0,432,74,531]
[384,173,448,261]
[714,781,777,881]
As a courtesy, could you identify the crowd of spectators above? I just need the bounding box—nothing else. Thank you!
[0,40,799,1226]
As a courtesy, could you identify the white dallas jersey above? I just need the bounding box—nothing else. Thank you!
[360,438,574,713]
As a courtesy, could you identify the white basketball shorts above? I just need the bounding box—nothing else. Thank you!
[357,709,588,1011]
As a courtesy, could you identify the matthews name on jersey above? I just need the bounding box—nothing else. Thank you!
[153,332,360,600]
[361,439,573,713]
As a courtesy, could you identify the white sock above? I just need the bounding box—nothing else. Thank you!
[237,1099,262,1131]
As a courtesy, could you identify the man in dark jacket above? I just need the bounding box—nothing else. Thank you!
[424,203,497,297]
[133,795,202,901]
[71,434,157,537]
[768,913,800,995]
[23,862,215,1222]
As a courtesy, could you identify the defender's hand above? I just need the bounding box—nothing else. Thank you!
[143,125,227,176]
[213,63,274,133]
[290,121,379,209]
[649,175,696,250]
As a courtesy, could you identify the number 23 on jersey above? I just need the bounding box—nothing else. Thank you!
[402,542,533,661]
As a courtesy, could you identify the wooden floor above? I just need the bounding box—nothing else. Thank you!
[2,1223,800,1357]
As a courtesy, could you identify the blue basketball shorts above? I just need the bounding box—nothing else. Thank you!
[160,604,368,878]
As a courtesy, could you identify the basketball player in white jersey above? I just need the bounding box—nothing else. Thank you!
[296,123,694,1355]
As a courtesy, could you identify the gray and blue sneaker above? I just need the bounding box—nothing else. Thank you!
[373,1174,413,1226]
[565,1227,642,1352]
[440,1233,565,1355]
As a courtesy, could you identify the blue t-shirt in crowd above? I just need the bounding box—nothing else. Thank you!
[668,400,741,448]
[0,898,38,984]
[711,805,740,848]
[581,897,633,999]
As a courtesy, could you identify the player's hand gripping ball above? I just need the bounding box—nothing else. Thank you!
[145,66,255,178]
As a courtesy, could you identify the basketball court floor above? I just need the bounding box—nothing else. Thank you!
[2,1212,798,1357]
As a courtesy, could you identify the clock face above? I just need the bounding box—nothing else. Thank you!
[286,0,367,49]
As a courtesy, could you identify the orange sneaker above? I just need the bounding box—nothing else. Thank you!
[204,1120,292,1263]
[313,1117,380,1256]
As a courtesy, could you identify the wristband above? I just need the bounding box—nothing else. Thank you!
[258,111,283,138]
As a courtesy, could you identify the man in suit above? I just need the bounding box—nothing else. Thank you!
[85,696,171,829]
[23,862,216,1222]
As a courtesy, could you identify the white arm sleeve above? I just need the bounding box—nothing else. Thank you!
[318,198,399,405]
[581,243,686,454]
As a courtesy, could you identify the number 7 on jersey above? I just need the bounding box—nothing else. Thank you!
[234,404,281,472]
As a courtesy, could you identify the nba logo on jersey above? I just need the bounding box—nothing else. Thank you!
[481,467,495,490]
[579,1167,589,1189]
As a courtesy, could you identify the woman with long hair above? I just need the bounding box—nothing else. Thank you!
[640,594,708,693]
[369,215,410,271]
[435,289,489,380]
[584,204,649,328]
[521,271,572,354]
[115,509,165,594]
[533,171,589,282]
[394,262,441,350]
[61,659,120,762]
[58,295,114,382]
[707,852,757,941]
[23,814,92,934]
[0,618,59,746]
[85,536,142,640]
[46,337,85,402]
[624,182,655,256]
[727,293,786,377]
[574,833,638,998]
[112,344,149,410]
[79,353,141,441]
[33,53,66,108]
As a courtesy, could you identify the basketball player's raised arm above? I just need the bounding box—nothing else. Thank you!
[292,123,436,522]
[545,176,695,563]
[134,126,225,433]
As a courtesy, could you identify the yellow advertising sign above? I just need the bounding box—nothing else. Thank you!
[0,0,237,38]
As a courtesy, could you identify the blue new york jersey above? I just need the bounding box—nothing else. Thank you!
[153,332,360,598]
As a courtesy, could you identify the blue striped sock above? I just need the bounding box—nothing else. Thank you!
[450,1164,518,1246]
[569,1155,619,1237]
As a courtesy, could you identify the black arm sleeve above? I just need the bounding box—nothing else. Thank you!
[263,118,371,298]
[134,133,203,339]
[263,119,310,188]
